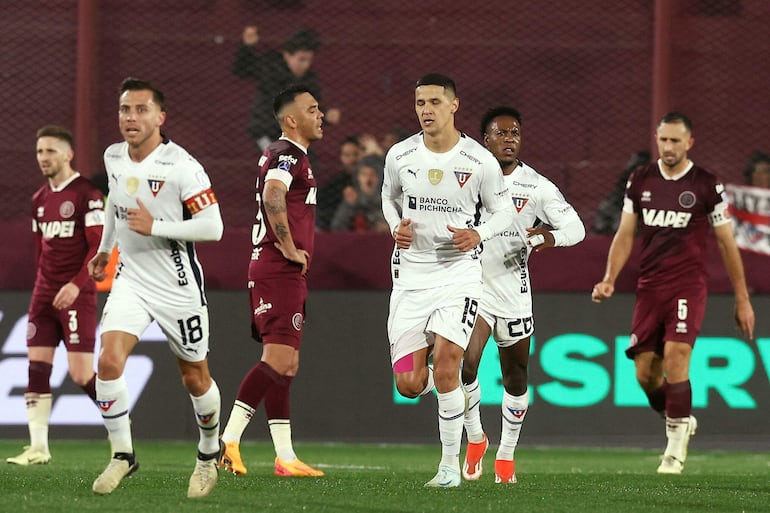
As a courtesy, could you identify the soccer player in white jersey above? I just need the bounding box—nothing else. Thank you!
[87,78,225,498]
[381,74,514,488]
[461,107,585,484]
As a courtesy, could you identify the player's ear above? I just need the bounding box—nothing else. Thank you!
[157,111,167,128]
[687,136,694,151]
[450,97,459,114]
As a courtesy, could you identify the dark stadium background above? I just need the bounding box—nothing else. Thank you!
[1,0,768,448]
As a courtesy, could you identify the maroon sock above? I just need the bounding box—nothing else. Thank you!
[665,380,692,418]
[27,361,53,394]
[645,382,666,416]
[236,361,282,409]
[265,375,293,420]
[80,374,97,401]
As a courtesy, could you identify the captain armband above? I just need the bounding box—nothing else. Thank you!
[184,188,218,214]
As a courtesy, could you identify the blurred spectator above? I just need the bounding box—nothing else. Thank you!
[232,25,341,151]
[330,163,389,233]
[354,127,407,187]
[316,136,360,230]
[592,150,650,235]
[743,150,770,188]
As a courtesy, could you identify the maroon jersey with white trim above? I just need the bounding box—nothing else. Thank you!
[31,175,104,295]
[625,162,729,289]
[249,138,317,277]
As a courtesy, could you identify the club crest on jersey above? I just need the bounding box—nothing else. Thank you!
[679,191,696,208]
[512,197,529,213]
[59,200,75,218]
[428,169,443,185]
[147,179,165,197]
[454,171,472,188]
[292,313,304,331]
[126,176,139,195]
[507,407,527,419]
[96,399,117,412]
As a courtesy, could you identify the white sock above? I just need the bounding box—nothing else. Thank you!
[437,386,464,470]
[496,390,529,461]
[419,366,435,396]
[96,376,133,454]
[462,379,484,443]
[221,400,255,444]
[190,380,221,456]
[663,416,691,460]
[26,392,52,453]
[268,419,297,461]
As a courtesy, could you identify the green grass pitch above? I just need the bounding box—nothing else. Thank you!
[0,440,767,513]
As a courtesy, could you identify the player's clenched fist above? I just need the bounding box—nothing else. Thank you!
[393,218,413,249]
[591,280,614,303]
[88,252,111,282]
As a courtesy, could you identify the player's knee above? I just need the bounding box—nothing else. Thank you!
[394,375,422,398]
[69,369,94,387]
[97,353,125,380]
[181,370,211,396]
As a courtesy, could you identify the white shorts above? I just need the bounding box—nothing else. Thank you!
[101,283,210,362]
[388,281,482,367]
[478,306,534,348]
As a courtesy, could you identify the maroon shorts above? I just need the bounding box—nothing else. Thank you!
[625,285,707,359]
[249,275,307,349]
[27,289,97,353]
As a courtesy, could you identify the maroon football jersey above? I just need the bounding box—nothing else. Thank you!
[626,162,728,289]
[249,138,317,277]
[31,174,104,295]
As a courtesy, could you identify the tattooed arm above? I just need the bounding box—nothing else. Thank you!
[263,179,309,275]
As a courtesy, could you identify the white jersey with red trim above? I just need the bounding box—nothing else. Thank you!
[103,139,217,307]
[478,161,582,318]
[382,132,511,290]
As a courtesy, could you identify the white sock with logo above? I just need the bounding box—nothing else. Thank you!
[221,400,255,444]
[190,380,221,456]
[96,375,133,454]
[496,390,529,461]
[26,392,52,453]
[663,416,691,461]
[462,379,485,443]
[437,386,464,470]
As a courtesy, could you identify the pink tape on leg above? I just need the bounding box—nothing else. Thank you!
[393,354,414,373]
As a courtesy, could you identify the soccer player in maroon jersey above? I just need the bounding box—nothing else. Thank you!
[6,125,104,466]
[592,112,755,474]
[219,85,325,477]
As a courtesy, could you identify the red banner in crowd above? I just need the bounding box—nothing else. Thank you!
[726,184,770,255]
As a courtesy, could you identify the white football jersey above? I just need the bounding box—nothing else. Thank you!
[382,132,511,290]
[103,140,215,307]
[478,161,581,317]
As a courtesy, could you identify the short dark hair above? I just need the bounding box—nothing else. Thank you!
[36,125,73,148]
[120,77,166,111]
[273,84,315,119]
[480,106,523,138]
[340,135,360,148]
[744,150,770,183]
[659,111,692,133]
[283,28,320,53]
[415,73,457,97]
